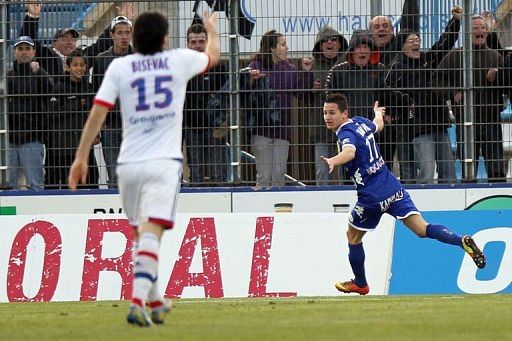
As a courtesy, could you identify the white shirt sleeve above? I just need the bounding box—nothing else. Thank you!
[94,59,121,107]
[173,49,210,81]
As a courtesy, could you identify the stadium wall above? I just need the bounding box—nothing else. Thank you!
[0,187,511,301]
[1,186,512,214]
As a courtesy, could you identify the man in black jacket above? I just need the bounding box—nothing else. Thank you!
[432,15,505,182]
[385,6,462,184]
[91,15,134,188]
[308,25,348,185]
[48,50,99,189]
[369,0,420,172]
[184,23,228,185]
[7,36,53,190]
[369,0,419,67]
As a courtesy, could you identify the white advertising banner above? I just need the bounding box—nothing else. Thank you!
[0,187,474,215]
[0,191,232,215]
[0,213,395,302]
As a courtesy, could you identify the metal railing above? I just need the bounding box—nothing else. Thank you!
[0,0,511,190]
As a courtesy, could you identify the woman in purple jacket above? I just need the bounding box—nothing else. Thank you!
[248,30,313,187]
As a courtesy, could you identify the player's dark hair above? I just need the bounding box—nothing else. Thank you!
[325,92,349,113]
[133,12,168,55]
[65,49,87,67]
[186,24,207,42]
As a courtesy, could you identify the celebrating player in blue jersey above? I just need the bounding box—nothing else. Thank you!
[321,93,486,295]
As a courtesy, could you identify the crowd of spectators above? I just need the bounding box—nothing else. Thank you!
[3,1,511,190]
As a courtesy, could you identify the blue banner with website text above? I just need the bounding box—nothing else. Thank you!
[390,210,512,294]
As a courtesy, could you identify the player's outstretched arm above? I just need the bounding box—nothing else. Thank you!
[320,147,356,173]
[68,104,108,190]
[372,101,386,133]
[203,11,220,68]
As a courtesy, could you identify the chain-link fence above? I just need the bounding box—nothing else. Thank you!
[0,0,510,190]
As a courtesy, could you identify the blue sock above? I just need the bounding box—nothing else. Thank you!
[426,224,462,247]
[348,243,367,287]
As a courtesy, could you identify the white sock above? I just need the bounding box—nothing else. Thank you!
[147,282,167,310]
[131,232,160,307]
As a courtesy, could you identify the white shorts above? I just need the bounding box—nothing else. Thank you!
[117,159,182,229]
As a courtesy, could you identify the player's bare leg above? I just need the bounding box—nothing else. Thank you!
[335,225,370,295]
[402,214,486,268]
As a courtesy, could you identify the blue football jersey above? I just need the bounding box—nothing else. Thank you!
[336,116,402,202]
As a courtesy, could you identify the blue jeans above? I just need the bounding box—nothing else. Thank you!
[396,127,416,183]
[314,142,344,185]
[8,141,45,190]
[102,128,122,188]
[412,131,455,183]
[185,129,228,184]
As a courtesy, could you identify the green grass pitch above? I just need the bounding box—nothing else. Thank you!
[1,295,511,340]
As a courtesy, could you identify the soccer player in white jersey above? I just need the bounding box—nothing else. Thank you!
[69,11,220,326]
[321,93,486,295]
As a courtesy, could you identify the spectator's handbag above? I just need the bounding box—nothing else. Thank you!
[205,68,253,129]
[206,80,230,129]
[247,77,283,128]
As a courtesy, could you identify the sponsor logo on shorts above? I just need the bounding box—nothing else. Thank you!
[379,190,404,212]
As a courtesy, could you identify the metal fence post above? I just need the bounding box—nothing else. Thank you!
[0,1,7,187]
[228,0,241,184]
[462,0,475,181]
[370,0,383,19]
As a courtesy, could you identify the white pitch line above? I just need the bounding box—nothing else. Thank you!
[174,295,465,305]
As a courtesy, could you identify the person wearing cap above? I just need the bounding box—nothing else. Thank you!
[20,3,113,80]
[90,15,134,188]
[6,36,54,190]
[307,26,348,185]
[92,16,133,91]
[384,6,462,184]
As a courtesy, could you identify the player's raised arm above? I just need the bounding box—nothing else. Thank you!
[68,104,109,190]
[372,101,386,133]
[202,11,220,68]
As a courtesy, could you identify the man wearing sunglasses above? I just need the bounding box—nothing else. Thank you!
[308,26,349,185]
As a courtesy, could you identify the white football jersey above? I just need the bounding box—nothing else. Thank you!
[94,49,209,163]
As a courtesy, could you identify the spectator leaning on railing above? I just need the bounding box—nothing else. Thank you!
[6,36,53,190]
[247,30,314,187]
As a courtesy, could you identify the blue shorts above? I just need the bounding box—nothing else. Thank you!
[349,189,420,231]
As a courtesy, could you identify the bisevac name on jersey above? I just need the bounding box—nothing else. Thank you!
[131,57,170,73]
